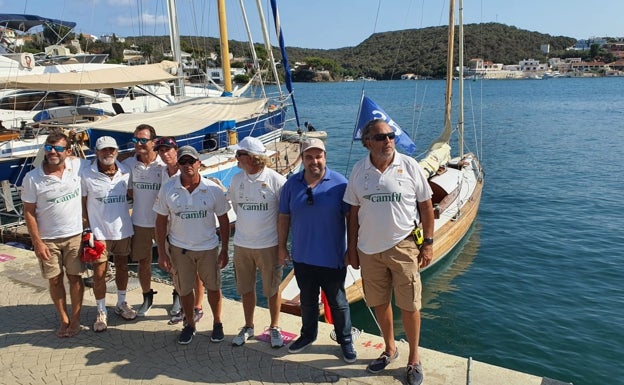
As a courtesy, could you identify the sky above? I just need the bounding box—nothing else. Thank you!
[1,0,623,49]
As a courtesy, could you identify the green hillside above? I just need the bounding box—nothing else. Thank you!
[284,23,577,80]
[121,23,577,80]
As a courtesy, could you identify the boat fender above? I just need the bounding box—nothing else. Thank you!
[227,130,238,145]
[204,135,219,152]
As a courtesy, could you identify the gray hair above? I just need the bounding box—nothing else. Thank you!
[360,118,386,147]
[251,154,268,168]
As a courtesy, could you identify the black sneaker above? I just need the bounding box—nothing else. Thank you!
[341,342,357,363]
[367,348,399,373]
[137,289,157,317]
[210,323,224,343]
[287,335,316,353]
[406,362,424,385]
[178,325,195,345]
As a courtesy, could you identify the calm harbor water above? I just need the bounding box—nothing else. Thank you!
[286,78,624,385]
[152,77,623,385]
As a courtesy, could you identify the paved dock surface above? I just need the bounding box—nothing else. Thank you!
[0,244,569,385]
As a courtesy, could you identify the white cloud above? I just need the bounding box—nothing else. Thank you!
[114,12,168,27]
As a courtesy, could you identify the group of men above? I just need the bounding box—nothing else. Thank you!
[22,119,434,385]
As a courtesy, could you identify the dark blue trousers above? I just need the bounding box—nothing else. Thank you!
[293,261,352,345]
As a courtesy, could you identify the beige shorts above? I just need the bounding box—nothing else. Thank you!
[233,245,282,298]
[91,237,132,264]
[131,225,154,261]
[40,234,84,279]
[169,244,220,295]
[358,237,422,311]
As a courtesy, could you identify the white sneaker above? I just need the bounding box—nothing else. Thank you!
[269,326,284,348]
[93,310,107,332]
[115,301,137,320]
[232,326,254,346]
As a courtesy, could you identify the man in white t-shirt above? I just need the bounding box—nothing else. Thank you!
[82,136,136,332]
[226,137,286,348]
[154,146,231,345]
[122,124,164,317]
[22,132,85,338]
[344,119,434,385]
[154,136,205,325]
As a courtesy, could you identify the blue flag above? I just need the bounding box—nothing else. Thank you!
[354,96,416,155]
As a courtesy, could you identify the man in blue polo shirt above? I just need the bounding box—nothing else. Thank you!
[277,138,357,364]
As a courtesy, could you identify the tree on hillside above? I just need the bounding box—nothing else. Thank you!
[305,57,340,73]
[42,25,73,45]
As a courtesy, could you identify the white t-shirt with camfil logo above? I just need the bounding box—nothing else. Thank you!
[343,151,432,254]
[81,161,133,240]
[227,167,286,248]
[154,176,231,251]
[122,155,165,227]
[21,157,84,240]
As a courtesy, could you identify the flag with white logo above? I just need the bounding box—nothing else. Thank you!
[354,96,416,155]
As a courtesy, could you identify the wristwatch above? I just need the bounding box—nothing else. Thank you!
[423,238,434,245]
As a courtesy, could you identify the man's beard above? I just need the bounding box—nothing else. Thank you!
[99,156,116,166]
[44,155,62,165]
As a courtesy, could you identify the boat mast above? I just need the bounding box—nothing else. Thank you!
[217,0,233,94]
[166,0,185,97]
[458,0,464,158]
[254,0,282,92]
[237,1,263,88]
[428,0,455,150]
[443,0,455,138]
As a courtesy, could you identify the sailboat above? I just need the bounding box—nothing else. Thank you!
[0,13,225,188]
[63,0,302,188]
[0,1,302,220]
[0,61,189,187]
[279,0,484,316]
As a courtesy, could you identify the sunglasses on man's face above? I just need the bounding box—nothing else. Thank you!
[131,137,151,145]
[370,132,396,141]
[178,157,197,165]
[235,151,250,158]
[44,144,67,152]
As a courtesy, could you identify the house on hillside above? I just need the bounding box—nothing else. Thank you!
[518,59,548,72]
[568,61,609,76]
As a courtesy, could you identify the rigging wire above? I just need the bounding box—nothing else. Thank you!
[344,0,382,176]
[342,0,386,336]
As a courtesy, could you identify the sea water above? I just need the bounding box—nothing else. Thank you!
[157,77,624,385]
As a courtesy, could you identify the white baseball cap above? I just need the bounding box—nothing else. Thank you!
[95,136,118,150]
[233,136,266,155]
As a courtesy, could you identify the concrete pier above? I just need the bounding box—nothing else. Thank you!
[0,243,569,385]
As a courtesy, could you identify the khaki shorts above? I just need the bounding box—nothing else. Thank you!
[169,244,220,295]
[91,237,132,264]
[234,245,282,298]
[40,234,84,279]
[132,225,154,261]
[358,237,422,311]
